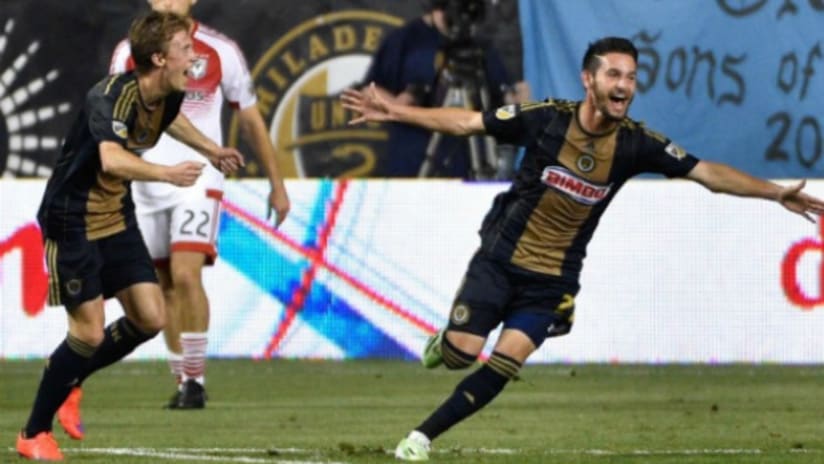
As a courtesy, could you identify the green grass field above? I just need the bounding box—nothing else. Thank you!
[2,360,824,463]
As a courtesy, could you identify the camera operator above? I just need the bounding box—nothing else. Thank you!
[362,0,529,179]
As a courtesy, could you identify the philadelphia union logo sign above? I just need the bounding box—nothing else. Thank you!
[229,11,402,178]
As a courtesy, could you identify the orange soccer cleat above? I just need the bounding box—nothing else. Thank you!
[16,431,64,461]
[57,386,85,440]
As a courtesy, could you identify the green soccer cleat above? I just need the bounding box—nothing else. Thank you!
[394,432,430,461]
[421,329,445,368]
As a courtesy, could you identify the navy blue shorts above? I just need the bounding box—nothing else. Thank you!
[447,249,580,348]
[44,226,158,310]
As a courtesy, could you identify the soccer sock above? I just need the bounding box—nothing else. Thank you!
[24,334,96,437]
[180,332,208,385]
[416,351,521,441]
[441,336,476,370]
[79,317,157,383]
[167,351,184,389]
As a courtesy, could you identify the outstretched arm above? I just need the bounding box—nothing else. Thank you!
[237,105,290,227]
[341,82,485,136]
[687,160,824,222]
[167,113,245,174]
[99,141,204,186]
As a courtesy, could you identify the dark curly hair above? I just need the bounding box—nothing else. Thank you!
[582,37,638,73]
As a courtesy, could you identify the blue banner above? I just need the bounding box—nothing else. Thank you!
[519,0,824,178]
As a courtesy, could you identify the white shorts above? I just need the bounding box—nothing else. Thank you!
[136,189,223,267]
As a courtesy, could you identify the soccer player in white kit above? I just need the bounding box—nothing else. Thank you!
[58,0,288,417]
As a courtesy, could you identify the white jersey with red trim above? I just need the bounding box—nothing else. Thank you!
[110,22,256,212]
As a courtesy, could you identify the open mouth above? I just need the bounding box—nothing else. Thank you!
[607,94,628,114]
[609,94,627,104]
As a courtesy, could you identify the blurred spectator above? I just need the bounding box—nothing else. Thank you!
[361,0,529,179]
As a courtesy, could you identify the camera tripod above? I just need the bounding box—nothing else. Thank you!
[417,65,501,180]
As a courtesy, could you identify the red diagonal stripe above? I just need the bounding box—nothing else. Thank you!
[263,180,349,358]
[222,195,436,335]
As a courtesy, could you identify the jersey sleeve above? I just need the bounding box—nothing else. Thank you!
[634,126,700,177]
[219,39,257,111]
[109,39,134,74]
[87,84,128,147]
[482,101,551,146]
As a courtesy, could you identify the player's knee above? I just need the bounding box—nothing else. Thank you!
[121,317,162,342]
[130,302,166,335]
[170,265,203,293]
[442,336,477,370]
[138,312,165,334]
[70,328,105,348]
[68,317,105,347]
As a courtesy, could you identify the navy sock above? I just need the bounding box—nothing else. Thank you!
[441,336,476,370]
[417,351,521,440]
[24,335,96,437]
[79,317,156,383]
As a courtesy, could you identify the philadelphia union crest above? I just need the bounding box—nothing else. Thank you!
[230,11,403,178]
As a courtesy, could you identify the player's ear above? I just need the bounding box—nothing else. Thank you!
[151,52,166,68]
[580,70,592,90]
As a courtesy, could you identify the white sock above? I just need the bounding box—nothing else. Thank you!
[167,351,184,389]
[180,332,208,385]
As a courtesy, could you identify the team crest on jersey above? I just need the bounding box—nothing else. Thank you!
[495,104,516,120]
[112,120,128,140]
[541,166,611,205]
[189,57,208,80]
[576,154,595,173]
[230,11,403,178]
[665,142,686,160]
[450,303,471,325]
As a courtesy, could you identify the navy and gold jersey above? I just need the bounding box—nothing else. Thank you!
[480,99,700,280]
[37,72,184,241]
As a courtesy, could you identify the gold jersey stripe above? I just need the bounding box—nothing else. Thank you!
[114,82,137,122]
[113,80,134,118]
[114,85,137,122]
[519,100,557,113]
[103,75,119,96]
[45,239,61,306]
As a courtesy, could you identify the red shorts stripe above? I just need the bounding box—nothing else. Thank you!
[170,242,217,265]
